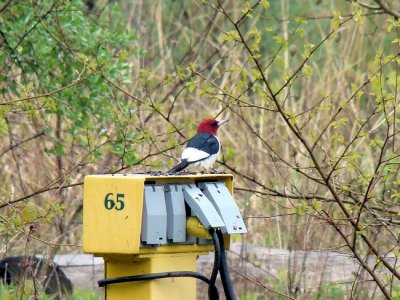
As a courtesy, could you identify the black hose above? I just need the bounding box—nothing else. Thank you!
[208,229,221,300]
[98,271,219,296]
[217,230,236,300]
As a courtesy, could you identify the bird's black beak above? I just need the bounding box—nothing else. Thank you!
[217,119,229,126]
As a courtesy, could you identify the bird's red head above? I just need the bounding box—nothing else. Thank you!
[197,118,228,135]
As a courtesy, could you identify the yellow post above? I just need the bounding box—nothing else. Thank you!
[104,254,197,299]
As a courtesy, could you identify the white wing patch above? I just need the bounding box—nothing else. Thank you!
[181,147,210,162]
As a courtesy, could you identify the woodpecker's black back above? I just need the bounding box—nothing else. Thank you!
[167,132,220,174]
[187,132,219,155]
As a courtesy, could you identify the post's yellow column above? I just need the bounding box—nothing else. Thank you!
[104,254,197,300]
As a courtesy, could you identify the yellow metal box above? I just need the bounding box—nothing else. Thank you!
[83,173,233,256]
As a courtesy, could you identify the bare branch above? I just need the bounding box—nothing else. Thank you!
[374,0,400,18]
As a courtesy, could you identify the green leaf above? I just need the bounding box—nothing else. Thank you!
[21,202,44,223]
[351,2,363,23]
[295,16,307,24]
[330,117,348,129]
[273,35,284,45]
[45,144,65,156]
[331,11,341,31]
[260,0,270,9]
[186,79,198,93]
[303,43,315,58]
[219,30,240,43]
[387,17,400,32]
[303,64,313,77]
[224,148,236,161]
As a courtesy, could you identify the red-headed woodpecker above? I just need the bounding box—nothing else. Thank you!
[167,118,228,174]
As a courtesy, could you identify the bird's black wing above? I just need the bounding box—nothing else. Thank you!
[167,159,189,174]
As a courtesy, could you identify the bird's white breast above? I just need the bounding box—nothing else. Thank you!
[197,153,218,168]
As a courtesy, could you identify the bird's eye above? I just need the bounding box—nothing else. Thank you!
[212,122,219,126]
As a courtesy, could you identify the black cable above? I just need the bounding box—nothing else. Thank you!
[217,230,236,300]
[208,229,221,300]
[98,271,219,296]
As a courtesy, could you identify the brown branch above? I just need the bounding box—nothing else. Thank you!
[236,186,400,217]
[234,0,262,26]
[326,108,378,181]
[99,73,186,139]
[230,266,296,300]
[0,131,44,158]
[274,17,353,98]
[0,0,12,14]
[0,141,181,209]
[355,0,380,10]
[352,121,391,246]
[0,182,83,209]
[374,0,400,19]
[0,76,89,106]
[235,187,335,202]
[0,139,111,208]
[322,210,391,299]
[226,108,324,185]
[5,116,27,194]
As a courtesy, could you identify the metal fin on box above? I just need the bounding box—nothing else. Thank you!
[182,184,225,230]
[199,182,247,234]
[141,185,167,245]
[164,184,186,242]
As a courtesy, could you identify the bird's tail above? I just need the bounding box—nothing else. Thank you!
[167,159,189,174]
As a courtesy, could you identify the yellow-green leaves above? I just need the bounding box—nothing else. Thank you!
[286,111,298,126]
[273,35,288,49]
[391,38,400,46]
[241,1,254,18]
[351,83,364,101]
[118,48,128,62]
[331,11,342,31]
[302,64,313,77]
[330,117,348,129]
[219,30,240,44]
[295,200,322,216]
[332,134,345,145]
[186,79,198,93]
[248,27,262,54]
[330,11,342,40]
[302,43,314,59]
[386,17,400,32]
[224,148,236,162]
[351,2,363,23]
[21,202,45,223]
[294,16,307,25]
[260,0,270,9]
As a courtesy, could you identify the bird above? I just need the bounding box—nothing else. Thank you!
[167,118,228,174]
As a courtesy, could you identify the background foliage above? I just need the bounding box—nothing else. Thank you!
[1,0,400,298]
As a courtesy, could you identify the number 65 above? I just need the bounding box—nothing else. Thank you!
[104,193,125,211]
